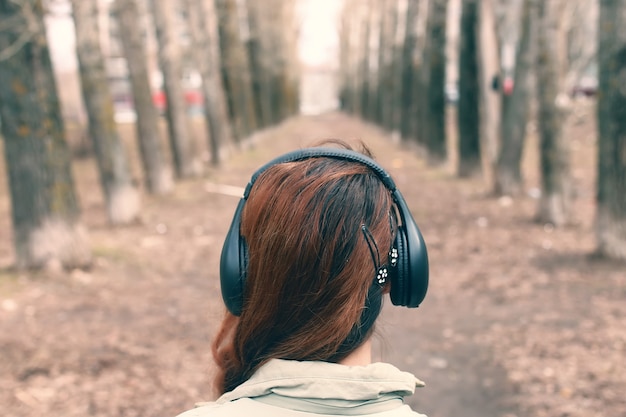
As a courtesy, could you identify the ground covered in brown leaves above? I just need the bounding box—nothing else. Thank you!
[0,110,624,417]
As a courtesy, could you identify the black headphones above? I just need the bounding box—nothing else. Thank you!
[219,147,429,316]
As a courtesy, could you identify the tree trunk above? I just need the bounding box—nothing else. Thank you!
[215,0,257,140]
[595,0,626,260]
[350,2,367,116]
[281,1,300,117]
[0,0,91,269]
[340,0,368,116]
[114,0,173,194]
[400,0,420,139]
[338,0,355,112]
[387,0,404,131]
[71,0,140,225]
[150,0,202,178]
[242,0,300,125]
[457,0,481,177]
[253,0,280,122]
[380,0,400,130]
[535,0,572,226]
[494,0,535,196]
[423,0,449,162]
[367,1,384,122]
[374,0,390,125]
[245,0,274,128]
[476,0,502,187]
[183,0,230,166]
[359,0,375,120]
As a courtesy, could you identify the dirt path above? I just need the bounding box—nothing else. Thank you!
[0,112,624,417]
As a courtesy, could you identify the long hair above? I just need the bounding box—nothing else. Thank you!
[211,140,397,394]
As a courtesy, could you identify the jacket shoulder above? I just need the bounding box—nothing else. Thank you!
[174,399,299,417]
[174,403,219,417]
[175,400,427,417]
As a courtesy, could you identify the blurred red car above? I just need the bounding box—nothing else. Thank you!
[152,89,204,114]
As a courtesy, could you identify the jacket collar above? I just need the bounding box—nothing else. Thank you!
[217,359,425,415]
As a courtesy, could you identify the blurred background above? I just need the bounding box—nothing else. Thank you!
[0,0,625,417]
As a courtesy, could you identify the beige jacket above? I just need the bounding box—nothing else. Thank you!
[175,359,427,417]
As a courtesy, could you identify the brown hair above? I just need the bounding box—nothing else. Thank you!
[211,140,396,394]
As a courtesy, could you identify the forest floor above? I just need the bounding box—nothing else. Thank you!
[0,107,624,417]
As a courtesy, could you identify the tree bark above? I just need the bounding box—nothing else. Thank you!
[338,0,355,112]
[596,0,626,260]
[114,0,173,194]
[387,0,404,131]
[535,0,572,226]
[183,0,230,166]
[399,0,420,139]
[0,0,91,269]
[339,0,368,116]
[215,0,257,141]
[244,0,299,123]
[374,0,390,125]
[476,0,502,186]
[366,1,384,122]
[359,0,375,120]
[457,0,481,177]
[380,0,400,130]
[281,1,300,117]
[150,0,201,178]
[245,0,274,128]
[71,0,140,225]
[494,0,535,196]
[423,0,449,162]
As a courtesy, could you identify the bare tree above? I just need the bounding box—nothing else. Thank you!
[281,0,300,117]
[457,0,481,177]
[215,0,257,141]
[535,0,573,226]
[595,0,626,259]
[387,0,406,132]
[338,0,370,116]
[383,0,402,130]
[338,0,355,112]
[183,0,231,165]
[363,0,380,122]
[150,0,201,178]
[71,0,140,225]
[244,0,299,124]
[399,0,420,139]
[0,0,91,268]
[563,1,598,96]
[374,0,397,126]
[494,0,535,196]
[356,1,373,117]
[114,0,173,194]
[360,0,376,120]
[476,0,502,185]
[245,0,273,127]
[423,0,449,162]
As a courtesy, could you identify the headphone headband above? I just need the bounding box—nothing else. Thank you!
[244,148,397,199]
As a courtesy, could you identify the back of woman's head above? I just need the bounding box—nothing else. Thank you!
[212,141,397,394]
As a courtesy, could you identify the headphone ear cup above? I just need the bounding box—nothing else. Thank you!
[220,199,247,316]
[390,228,409,306]
[391,191,429,308]
[403,214,429,308]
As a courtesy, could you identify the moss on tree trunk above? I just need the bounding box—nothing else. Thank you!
[0,0,91,268]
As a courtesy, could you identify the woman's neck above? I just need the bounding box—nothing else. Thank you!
[339,338,372,366]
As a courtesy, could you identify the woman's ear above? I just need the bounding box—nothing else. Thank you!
[382,282,391,295]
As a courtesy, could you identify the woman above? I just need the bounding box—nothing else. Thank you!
[177,140,429,416]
